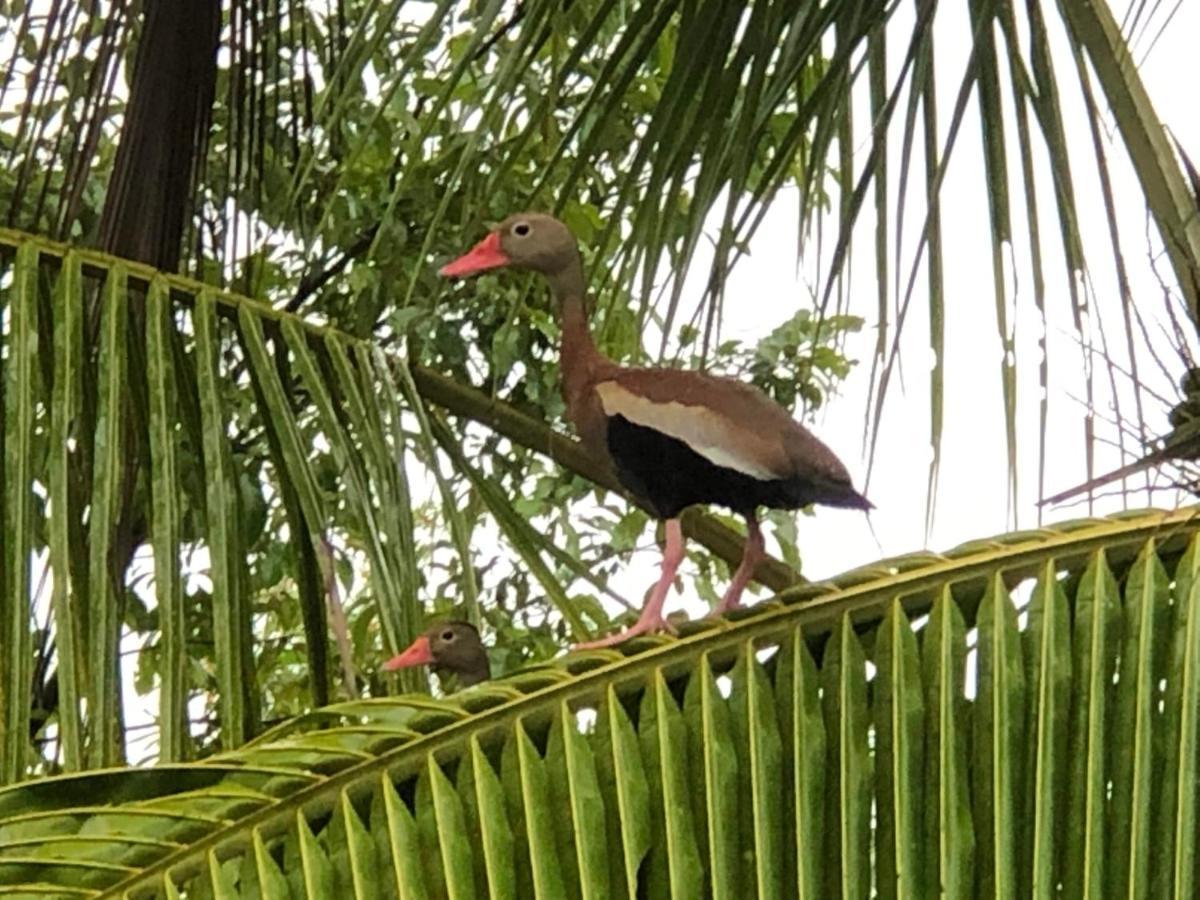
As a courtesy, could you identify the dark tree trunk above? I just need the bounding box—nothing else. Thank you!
[98,0,221,269]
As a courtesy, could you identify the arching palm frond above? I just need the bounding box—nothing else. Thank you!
[0,507,1197,897]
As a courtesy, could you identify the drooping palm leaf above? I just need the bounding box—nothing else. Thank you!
[0,507,1197,896]
[0,227,798,781]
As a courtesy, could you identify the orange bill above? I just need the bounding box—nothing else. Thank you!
[382,634,434,671]
[439,231,509,277]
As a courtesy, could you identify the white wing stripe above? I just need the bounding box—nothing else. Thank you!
[596,382,781,481]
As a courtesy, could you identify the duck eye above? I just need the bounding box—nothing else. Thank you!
[441,629,456,642]
[512,222,531,237]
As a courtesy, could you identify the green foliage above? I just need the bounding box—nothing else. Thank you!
[2,0,1199,813]
[677,310,863,414]
[0,0,867,766]
[10,0,1196,536]
[0,508,1197,897]
[0,225,840,776]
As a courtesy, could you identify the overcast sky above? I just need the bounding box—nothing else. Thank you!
[605,1,1198,615]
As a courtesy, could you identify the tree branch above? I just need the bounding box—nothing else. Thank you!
[285,223,380,314]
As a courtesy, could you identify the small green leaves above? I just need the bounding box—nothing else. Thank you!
[1063,550,1119,900]
[875,601,924,900]
[775,625,826,900]
[87,262,128,769]
[146,276,186,762]
[922,590,973,900]
[194,291,251,748]
[974,573,1026,900]
[824,617,870,900]
[2,241,38,783]
[546,702,609,899]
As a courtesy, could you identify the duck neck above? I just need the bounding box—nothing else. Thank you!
[547,252,604,410]
[458,654,491,686]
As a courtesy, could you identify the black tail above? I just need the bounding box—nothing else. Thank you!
[783,475,873,512]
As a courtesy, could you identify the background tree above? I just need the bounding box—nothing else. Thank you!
[0,0,1196,778]
[2,1,1200,896]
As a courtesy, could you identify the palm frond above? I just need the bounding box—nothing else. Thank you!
[0,507,1197,895]
[0,227,797,779]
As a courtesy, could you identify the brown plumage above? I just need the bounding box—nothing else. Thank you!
[441,213,870,647]
[383,621,490,686]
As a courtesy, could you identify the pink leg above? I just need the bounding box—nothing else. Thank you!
[573,519,685,649]
[714,516,764,614]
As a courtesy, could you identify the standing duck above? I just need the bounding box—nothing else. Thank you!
[383,621,491,686]
[441,213,871,648]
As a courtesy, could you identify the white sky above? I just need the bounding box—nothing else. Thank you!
[800,0,1198,576]
[601,0,1198,616]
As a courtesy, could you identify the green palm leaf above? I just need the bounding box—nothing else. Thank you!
[1,507,1198,896]
[0,228,798,779]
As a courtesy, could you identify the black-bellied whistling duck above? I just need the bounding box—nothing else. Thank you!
[383,621,491,686]
[441,213,871,648]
